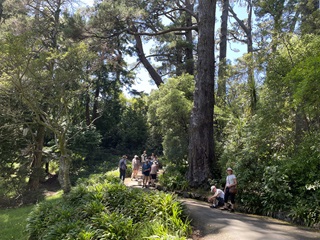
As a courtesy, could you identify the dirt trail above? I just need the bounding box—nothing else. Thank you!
[124,174,320,240]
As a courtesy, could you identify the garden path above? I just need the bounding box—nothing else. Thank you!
[124,174,320,240]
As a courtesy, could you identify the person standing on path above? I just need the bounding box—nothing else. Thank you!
[119,155,127,183]
[150,160,158,187]
[208,186,225,208]
[131,155,140,180]
[221,167,237,212]
[141,150,147,164]
[142,157,151,188]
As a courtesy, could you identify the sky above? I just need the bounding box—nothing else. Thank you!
[80,0,248,95]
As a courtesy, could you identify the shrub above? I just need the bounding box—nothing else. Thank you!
[26,172,191,240]
[159,163,189,191]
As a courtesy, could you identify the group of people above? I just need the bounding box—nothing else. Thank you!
[119,150,159,188]
[208,167,237,212]
[121,155,237,211]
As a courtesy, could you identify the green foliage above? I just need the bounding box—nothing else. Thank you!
[147,74,194,163]
[261,166,293,215]
[69,125,102,157]
[218,34,320,228]
[158,162,189,191]
[97,93,148,154]
[26,172,191,240]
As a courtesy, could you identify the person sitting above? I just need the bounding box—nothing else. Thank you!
[208,186,225,208]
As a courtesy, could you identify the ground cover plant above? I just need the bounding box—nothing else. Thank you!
[26,170,191,240]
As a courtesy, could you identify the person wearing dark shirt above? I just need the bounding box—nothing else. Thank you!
[119,155,127,182]
[142,158,151,188]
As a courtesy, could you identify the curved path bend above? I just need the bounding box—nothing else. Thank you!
[124,175,320,240]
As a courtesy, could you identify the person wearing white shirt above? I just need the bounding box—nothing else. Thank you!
[208,186,225,208]
[221,167,237,212]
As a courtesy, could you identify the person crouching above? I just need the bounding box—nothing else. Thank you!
[208,186,225,208]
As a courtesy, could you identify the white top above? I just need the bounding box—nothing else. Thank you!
[226,174,236,187]
[150,163,158,174]
[213,188,225,199]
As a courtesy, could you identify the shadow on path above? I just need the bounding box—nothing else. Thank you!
[124,172,319,240]
[182,198,320,240]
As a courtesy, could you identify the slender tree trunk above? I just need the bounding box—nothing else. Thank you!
[85,90,91,126]
[91,77,100,123]
[185,0,194,75]
[57,133,71,193]
[229,0,256,112]
[246,1,256,112]
[28,124,45,190]
[188,0,216,187]
[217,0,229,106]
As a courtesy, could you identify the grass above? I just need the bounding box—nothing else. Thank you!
[0,191,63,240]
[0,205,33,240]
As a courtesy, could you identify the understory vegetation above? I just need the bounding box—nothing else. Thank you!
[26,171,191,240]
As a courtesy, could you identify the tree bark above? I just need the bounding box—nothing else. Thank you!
[188,0,216,187]
[57,133,71,193]
[85,90,91,126]
[217,0,229,106]
[28,124,45,190]
[185,0,194,76]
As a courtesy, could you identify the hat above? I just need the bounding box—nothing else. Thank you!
[210,186,216,192]
[226,167,233,171]
[134,155,138,158]
[122,155,127,158]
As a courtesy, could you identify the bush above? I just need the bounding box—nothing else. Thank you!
[159,163,189,191]
[26,172,191,240]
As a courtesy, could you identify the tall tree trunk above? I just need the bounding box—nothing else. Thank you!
[91,82,100,122]
[85,89,91,126]
[188,0,216,187]
[28,124,45,190]
[229,0,256,112]
[246,1,256,112]
[217,0,229,106]
[57,133,71,193]
[185,0,194,75]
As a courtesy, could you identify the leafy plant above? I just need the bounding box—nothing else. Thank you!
[26,171,191,239]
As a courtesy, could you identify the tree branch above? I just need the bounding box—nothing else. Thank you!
[127,25,198,36]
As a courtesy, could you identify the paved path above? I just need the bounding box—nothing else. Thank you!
[182,198,320,240]
[124,174,320,240]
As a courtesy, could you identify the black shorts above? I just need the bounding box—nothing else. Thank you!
[150,174,157,179]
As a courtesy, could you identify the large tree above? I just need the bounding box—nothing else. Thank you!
[188,0,216,187]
